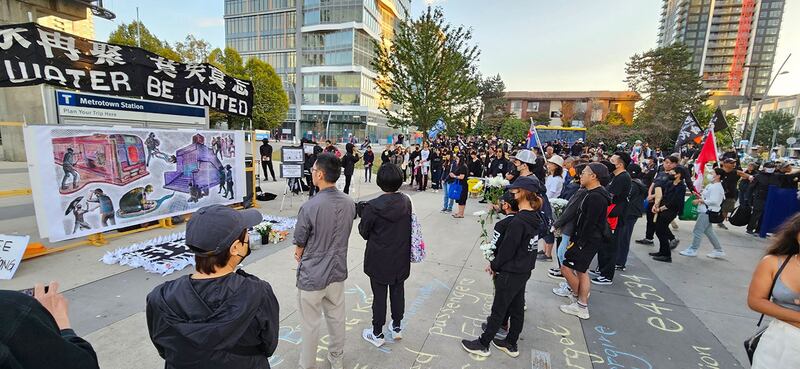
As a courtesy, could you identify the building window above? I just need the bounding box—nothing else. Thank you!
[611,103,621,113]
[511,101,522,118]
[526,102,539,112]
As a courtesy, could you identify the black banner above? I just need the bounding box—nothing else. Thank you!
[709,107,729,132]
[675,112,703,148]
[0,22,253,117]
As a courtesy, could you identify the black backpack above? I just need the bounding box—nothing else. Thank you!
[728,205,751,227]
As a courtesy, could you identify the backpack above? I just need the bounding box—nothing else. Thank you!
[405,194,426,263]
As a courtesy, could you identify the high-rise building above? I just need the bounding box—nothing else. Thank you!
[658,0,785,106]
[224,0,410,143]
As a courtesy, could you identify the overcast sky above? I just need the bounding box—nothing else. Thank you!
[94,0,798,96]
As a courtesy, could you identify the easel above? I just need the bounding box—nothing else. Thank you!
[280,177,304,211]
[279,146,306,211]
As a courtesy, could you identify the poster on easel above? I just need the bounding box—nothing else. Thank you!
[24,125,246,242]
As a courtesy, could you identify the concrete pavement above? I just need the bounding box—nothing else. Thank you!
[1,167,767,368]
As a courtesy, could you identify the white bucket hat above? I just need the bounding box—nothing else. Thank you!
[509,149,536,164]
[548,155,564,168]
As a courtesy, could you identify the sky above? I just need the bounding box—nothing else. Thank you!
[94,0,799,96]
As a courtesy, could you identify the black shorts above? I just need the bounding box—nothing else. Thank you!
[563,240,601,273]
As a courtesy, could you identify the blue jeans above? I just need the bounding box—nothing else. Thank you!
[688,212,722,251]
[557,234,570,265]
[442,182,454,211]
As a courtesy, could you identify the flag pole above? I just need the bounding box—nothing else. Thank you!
[529,118,545,157]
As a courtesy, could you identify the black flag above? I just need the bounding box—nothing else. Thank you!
[675,112,703,148]
[710,107,729,132]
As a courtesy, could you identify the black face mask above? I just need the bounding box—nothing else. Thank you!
[238,240,252,263]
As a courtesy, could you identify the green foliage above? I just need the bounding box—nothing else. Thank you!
[587,123,644,149]
[604,111,626,125]
[108,21,181,61]
[175,35,211,64]
[693,104,739,150]
[373,6,481,134]
[625,44,708,150]
[208,47,246,78]
[245,58,289,131]
[499,118,529,143]
[478,74,509,133]
[754,110,795,148]
[528,112,551,124]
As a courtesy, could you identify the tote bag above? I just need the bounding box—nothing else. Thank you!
[448,181,463,200]
[405,194,426,263]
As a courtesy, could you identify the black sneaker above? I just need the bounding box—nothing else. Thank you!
[492,339,519,358]
[591,276,613,285]
[669,239,679,250]
[461,339,490,357]
[536,253,552,261]
[648,252,661,256]
[480,322,509,340]
[635,238,654,245]
[652,255,672,263]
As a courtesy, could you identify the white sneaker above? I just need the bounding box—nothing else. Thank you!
[707,250,726,259]
[552,284,572,298]
[362,328,385,348]
[560,302,590,320]
[327,352,344,369]
[389,320,403,340]
[679,248,698,257]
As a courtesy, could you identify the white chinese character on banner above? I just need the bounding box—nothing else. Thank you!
[36,29,80,61]
[208,66,226,89]
[232,78,250,96]
[90,42,125,66]
[184,63,206,82]
[148,56,179,79]
[0,28,31,50]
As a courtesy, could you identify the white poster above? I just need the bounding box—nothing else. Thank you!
[24,125,246,242]
[0,234,30,280]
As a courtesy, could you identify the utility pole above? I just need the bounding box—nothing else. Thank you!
[293,0,303,144]
[740,64,761,146]
[746,53,791,154]
[136,7,142,48]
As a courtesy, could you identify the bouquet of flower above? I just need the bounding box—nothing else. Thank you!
[484,175,510,205]
[253,223,272,244]
[550,198,569,221]
[479,242,495,261]
[270,229,289,244]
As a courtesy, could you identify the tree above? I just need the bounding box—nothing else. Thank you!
[604,111,626,125]
[108,21,181,61]
[529,112,551,125]
[206,47,289,130]
[625,44,708,149]
[560,101,575,127]
[499,118,529,143]
[693,104,739,150]
[477,74,509,133]
[373,6,481,133]
[175,34,211,64]
[753,110,795,148]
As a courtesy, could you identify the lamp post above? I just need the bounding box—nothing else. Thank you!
[740,64,765,145]
[746,53,791,154]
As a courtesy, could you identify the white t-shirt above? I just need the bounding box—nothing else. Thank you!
[545,175,564,199]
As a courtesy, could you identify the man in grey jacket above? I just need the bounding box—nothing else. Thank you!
[294,153,356,369]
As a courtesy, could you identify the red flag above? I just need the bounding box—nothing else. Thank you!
[693,127,718,186]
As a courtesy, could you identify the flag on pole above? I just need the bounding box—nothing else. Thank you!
[693,123,718,189]
[528,118,546,156]
[709,107,729,133]
[675,112,704,149]
[428,118,445,139]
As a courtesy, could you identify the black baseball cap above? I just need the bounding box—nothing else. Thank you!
[507,176,543,194]
[587,162,610,180]
[186,205,263,255]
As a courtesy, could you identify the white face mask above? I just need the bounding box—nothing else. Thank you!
[765,168,775,173]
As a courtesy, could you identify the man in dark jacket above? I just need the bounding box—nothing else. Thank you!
[593,152,632,285]
[487,149,509,177]
[380,144,395,165]
[358,163,411,347]
[747,162,782,235]
[616,164,648,270]
[146,205,279,369]
[0,284,99,369]
[461,176,542,358]
[260,138,276,181]
[363,146,375,183]
[560,163,612,320]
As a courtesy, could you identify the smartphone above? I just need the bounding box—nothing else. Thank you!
[19,286,49,297]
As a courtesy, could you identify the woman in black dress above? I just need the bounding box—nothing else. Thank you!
[452,154,469,218]
[342,143,360,194]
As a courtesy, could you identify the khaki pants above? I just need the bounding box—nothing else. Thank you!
[298,281,346,369]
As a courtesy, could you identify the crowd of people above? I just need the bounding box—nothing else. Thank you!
[5,132,800,368]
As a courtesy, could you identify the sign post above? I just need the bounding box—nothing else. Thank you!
[0,235,31,280]
[280,146,305,211]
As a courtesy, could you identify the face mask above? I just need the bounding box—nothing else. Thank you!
[765,168,775,173]
[237,239,252,262]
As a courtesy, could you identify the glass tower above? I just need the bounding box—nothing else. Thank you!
[224,0,410,142]
[657,0,785,99]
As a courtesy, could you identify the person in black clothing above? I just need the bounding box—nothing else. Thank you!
[468,151,484,178]
[747,162,782,235]
[260,138,277,181]
[451,154,470,218]
[304,145,323,197]
[559,163,612,320]
[593,152,632,285]
[531,150,547,183]
[739,162,759,207]
[461,176,543,358]
[0,283,99,369]
[649,166,688,262]
[358,164,412,347]
[430,148,443,190]
[408,145,420,187]
[363,146,375,183]
[617,164,648,270]
[380,144,395,165]
[341,143,360,194]
[488,149,509,177]
[636,155,680,246]
[570,139,585,157]
[146,205,279,369]
[719,158,749,229]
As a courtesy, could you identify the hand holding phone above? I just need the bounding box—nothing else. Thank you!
[32,282,71,330]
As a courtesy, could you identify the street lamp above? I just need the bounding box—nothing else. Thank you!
[740,63,768,143]
[746,53,791,154]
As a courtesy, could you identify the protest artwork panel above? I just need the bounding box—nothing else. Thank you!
[25,125,246,242]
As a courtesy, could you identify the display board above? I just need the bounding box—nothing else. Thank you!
[281,164,303,179]
[281,147,304,163]
[529,126,587,147]
[24,125,246,242]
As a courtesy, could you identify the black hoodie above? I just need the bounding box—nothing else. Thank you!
[490,209,541,274]
[359,192,412,285]
[146,269,279,369]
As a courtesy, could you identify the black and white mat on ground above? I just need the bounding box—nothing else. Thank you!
[100,215,297,275]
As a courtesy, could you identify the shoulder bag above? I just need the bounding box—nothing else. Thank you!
[744,255,792,363]
[405,194,426,263]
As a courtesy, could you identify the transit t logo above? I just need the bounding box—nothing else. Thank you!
[60,93,76,105]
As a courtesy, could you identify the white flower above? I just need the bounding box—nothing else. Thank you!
[472,181,484,191]
[473,210,488,216]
